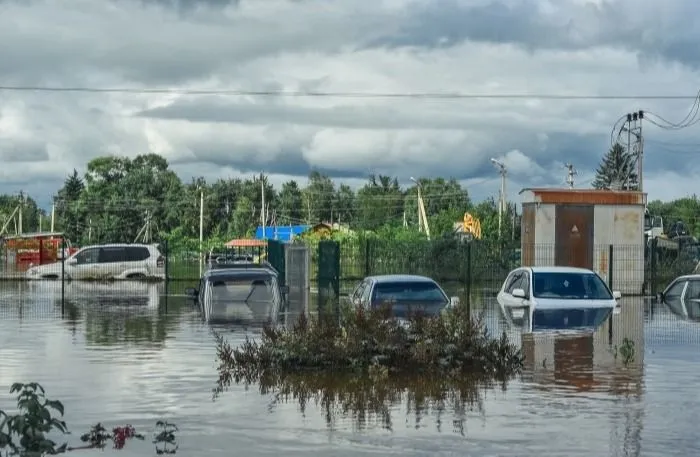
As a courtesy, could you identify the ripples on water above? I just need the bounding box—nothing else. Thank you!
[0,281,699,456]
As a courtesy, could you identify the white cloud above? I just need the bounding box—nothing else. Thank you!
[0,0,699,208]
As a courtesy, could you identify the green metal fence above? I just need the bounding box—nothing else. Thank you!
[159,237,696,298]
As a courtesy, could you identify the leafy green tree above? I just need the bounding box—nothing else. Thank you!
[593,143,638,190]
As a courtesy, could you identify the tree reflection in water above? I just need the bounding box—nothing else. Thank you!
[214,369,504,433]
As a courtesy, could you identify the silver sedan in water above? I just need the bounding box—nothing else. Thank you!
[349,274,459,322]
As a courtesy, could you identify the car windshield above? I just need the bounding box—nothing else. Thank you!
[208,274,276,321]
[532,272,612,300]
[371,280,448,317]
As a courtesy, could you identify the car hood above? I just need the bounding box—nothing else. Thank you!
[532,297,616,309]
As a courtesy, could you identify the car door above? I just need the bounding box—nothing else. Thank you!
[70,247,102,279]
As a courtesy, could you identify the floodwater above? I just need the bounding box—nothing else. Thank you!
[0,281,698,457]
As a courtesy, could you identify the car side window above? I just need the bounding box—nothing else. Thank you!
[505,271,523,294]
[75,248,99,265]
[361,282,373,306]
[502,272,517,292]
[685,280,700,301]
[517,273,530,297]
[126,247,150,261]
[99,247,127,263]
[665,280,686,300]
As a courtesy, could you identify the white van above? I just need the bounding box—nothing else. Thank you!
[25,243,166,280]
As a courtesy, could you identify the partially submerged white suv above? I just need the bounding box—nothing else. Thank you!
[25,243,166,280]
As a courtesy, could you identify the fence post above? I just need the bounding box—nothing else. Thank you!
[364,238,371,277]
[466,242,472,316]
[61,239,65,315]
[650,237,658,297]
[608,244,613,344]
[318,240,340,320]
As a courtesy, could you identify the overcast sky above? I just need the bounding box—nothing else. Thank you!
[2,0,700,210]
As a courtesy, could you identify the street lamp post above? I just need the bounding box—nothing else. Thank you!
[490,159,507,239]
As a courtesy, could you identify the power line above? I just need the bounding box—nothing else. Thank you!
[2,85,700,100]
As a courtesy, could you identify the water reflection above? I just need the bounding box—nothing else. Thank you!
[2,281,186,347]
[520,296,645,394]
[218,371,492,434]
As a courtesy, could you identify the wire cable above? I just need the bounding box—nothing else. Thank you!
[3,85,700,100]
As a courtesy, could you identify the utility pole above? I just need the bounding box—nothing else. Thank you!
[490,158,507,239]
[18,191,24,235]
[410,177,431,239]
[50,201,55,232]
[260,173,266,239]
[199,187,204,276]
[565,163,577,189]
[622,110,644,191]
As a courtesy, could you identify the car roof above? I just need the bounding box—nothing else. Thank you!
[669,274,700,282]
[80,243,156,249]
[528,266,596,274]
[204,267,276,279]
[365,274,438,283]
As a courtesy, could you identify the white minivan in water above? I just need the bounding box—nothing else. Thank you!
[25,243,166,280]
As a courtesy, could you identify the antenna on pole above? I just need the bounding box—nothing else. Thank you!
[565,163,577,189]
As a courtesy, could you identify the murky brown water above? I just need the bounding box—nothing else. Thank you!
[0,280,698,456]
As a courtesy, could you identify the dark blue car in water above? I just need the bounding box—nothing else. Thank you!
[349,274,459,320]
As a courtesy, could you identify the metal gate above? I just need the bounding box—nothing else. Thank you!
[285,243,311,316]
[267,239,286,285]
[318,240,340,317]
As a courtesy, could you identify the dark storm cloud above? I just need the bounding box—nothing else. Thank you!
[373,0,700,69]
[173,142,368,179]
[0,139,50,163]
[0,1,391,86]
[136,98,543,132]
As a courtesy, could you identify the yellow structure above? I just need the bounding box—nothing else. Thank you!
[462,212,482,239]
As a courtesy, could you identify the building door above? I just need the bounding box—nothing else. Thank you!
[555,205,594,269]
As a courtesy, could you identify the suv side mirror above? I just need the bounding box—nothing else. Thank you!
[511,288,526,299]
[184,287,198,298]
[656,292,664,303]
[279,285,290,295]
[66,258,77,265]
[449,296,460,307]
[612,290,622,300]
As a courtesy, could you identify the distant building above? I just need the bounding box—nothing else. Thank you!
[254,225,310,242]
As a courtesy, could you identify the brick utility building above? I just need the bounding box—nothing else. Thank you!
[519,188,646,295]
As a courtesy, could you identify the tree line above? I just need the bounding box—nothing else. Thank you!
[1,149,698,248]
[0,154,519,247]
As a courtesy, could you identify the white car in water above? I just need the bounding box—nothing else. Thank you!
[496,266,621,333]
[25,243,166,280]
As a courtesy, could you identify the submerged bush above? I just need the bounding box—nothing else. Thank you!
[215,303,523,394]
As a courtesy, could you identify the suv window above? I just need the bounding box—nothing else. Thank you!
[99,247,128,263]
[126,246,151,261]
[75,248,99,265]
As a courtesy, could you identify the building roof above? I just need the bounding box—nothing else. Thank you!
[519,188,646,205]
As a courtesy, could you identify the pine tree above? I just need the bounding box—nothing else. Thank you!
[592,143,638,190]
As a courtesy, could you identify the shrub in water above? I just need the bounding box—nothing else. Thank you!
[0,382,178,456]
[215,303,523,394]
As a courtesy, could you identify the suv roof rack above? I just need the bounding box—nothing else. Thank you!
[206,257,278,274]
